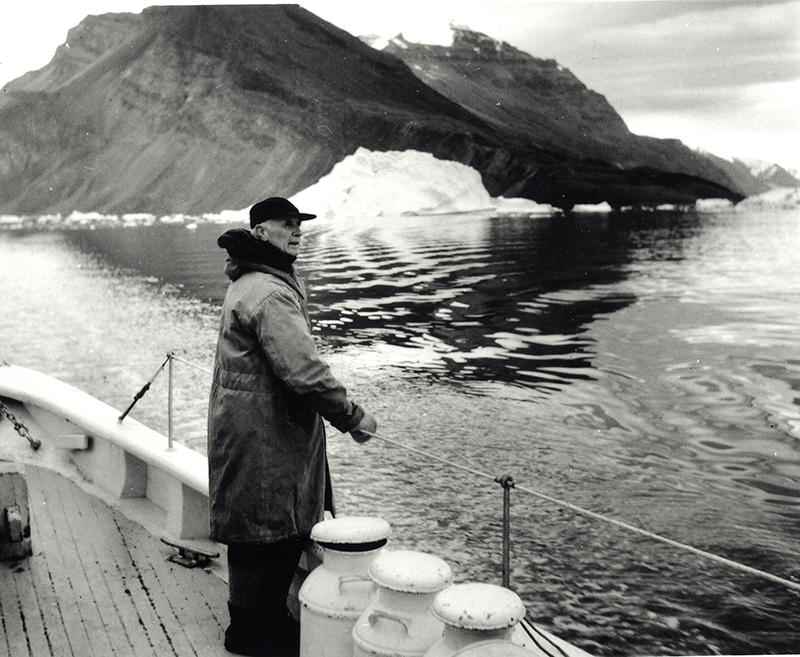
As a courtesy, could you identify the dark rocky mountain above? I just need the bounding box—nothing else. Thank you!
[381,28,745,191]
[0,5,743,216]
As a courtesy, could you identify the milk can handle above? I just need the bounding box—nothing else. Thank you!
[337,574,373,593]
[368,609,412,636]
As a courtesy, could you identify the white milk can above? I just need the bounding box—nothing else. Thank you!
[299,516,391,657]
[423,583,526,657]
[352,549,453,657]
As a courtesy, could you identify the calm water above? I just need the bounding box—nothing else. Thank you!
[1,209,799,655]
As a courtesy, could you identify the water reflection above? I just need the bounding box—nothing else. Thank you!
[67,213,649,395]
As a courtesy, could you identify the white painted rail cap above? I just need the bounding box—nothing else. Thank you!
[432,582,526,630]
[369,549,453,593]
[311,516,391,545]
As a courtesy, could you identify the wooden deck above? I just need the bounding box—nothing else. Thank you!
[0,464,231,657]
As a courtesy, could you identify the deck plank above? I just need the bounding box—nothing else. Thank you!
[77,480,165,657]
[54,467,155,657]
[7,558,53,656]
[118,522,200,656]
[0,464,231,657]
[123,523,227,654]
[11,542,73,657]
[106,501,229,656]
[87,496,176,656]
[24,468,96,657]
[36,464,119,656]
[0,559,28,656]
[49,467,133,656]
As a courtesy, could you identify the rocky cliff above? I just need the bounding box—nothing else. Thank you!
[0,5,743,216]
[382,28,740,187]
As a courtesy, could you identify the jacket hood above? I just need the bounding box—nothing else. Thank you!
[218,228,296,279]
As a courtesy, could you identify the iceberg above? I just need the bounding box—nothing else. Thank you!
[290,147,554,219]
[572,202,613,213]
[696,198,735,212]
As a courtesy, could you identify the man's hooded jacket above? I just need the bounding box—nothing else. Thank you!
[208,228,365,545]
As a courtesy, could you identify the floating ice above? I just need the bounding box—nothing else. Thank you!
[290,147,554,219]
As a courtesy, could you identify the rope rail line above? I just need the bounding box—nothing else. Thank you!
[364,430,800,594]
[169,354,213,375]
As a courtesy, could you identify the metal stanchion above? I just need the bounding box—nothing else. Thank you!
[496,474,515,589]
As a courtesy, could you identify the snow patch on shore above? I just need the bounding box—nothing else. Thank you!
[737,186,799,210]
[696,187,800,212]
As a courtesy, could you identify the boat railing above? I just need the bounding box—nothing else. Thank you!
[0,361,210,546]
[138,352,800,596]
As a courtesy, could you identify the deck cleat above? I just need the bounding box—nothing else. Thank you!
[161,537,220,568]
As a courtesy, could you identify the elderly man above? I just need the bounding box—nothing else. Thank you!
[208,197,377,656]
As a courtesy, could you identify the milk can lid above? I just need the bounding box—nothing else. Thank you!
[311,516,391,547]
[452,641,535,656]
[369,550,453,593]
[431,583,525,630]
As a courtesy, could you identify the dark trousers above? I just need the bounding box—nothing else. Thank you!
[227,538,305,611]
[224,539,305,655]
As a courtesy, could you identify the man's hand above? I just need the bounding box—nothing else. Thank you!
[350,409,377,443]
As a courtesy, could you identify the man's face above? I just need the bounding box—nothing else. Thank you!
[255,217,302,257]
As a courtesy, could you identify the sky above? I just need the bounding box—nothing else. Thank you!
[1,0,798,172]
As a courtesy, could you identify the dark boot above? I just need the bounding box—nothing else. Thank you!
[225,605,300,657]
[263,607,299,656]
[224,604,269,656]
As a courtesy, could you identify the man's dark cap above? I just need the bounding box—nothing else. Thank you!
[250,197,316,228]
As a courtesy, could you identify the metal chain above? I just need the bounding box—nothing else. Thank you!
[0,399,41,450]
